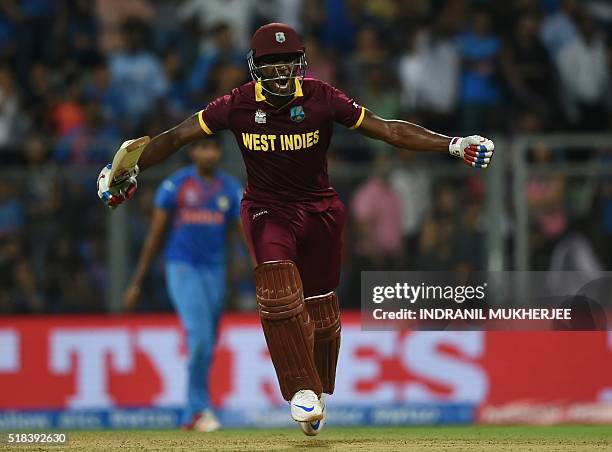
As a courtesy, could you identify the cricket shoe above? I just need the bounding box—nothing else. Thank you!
[290,389,324,422]
[181,409,220,432]
[299,395,326,436]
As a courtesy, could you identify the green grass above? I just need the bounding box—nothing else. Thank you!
[6,425,610,451]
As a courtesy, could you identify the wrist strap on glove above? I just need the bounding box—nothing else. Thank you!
[448,137,463,158]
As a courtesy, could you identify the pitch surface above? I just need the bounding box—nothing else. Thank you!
[4,426,610,451]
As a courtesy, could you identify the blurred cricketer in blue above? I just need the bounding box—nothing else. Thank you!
[123,137,244,431]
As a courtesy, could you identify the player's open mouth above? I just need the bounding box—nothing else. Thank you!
[275,78,291,91]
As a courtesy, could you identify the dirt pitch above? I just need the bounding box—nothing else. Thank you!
[3,426,611,451]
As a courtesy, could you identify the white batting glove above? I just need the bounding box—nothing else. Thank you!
[97,163,138,209]
[449,135,495,168]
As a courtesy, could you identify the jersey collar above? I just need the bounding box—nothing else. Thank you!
[255,78,303,107]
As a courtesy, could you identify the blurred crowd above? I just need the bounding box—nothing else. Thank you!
[1,0,611,313]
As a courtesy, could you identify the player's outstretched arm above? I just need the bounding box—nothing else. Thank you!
[138,113,207,170]
[356,109,494,168]
[123,207,170,311]
[97,113,207,208]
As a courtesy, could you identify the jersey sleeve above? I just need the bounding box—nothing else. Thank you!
[154,178,178,211]
[326,83,366,130]
[197,93,233,135]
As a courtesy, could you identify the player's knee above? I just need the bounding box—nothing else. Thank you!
[187,335,204,354]
[304,292,341,331]
[302,267,340,299]
[186,326,211,346]
[255,260,305,319]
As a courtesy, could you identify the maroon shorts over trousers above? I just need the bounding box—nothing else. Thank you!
[241,195,347,298]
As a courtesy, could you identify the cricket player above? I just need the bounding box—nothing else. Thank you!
[121,137,243,431]
[98,23,494,436]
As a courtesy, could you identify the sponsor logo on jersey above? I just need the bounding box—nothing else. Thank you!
[241,130,320,152]
[185,189,200,206]
[275,32,286,43]
[290,106,305,123]
[255,109,266,124]
[179,209,225,225]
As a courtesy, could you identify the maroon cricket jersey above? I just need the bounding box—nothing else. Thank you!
[197,78,365,206]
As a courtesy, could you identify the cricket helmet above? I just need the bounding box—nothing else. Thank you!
[247,23,307,96]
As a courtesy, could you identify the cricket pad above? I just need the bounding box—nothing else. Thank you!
[305,292,341,394]
[255,260,322,400]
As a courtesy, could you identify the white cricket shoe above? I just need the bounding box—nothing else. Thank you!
[290,389,324,422]
[299,395,326,436]
[189,409,221,432]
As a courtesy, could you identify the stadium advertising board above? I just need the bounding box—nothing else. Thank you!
[0,313,611,428]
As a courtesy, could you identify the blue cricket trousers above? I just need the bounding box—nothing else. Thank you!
[165,261,225,423]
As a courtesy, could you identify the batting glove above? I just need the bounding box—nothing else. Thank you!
[97,163,138,209]
[449,135,495,168]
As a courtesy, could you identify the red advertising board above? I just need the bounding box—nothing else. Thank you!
[0,312,611,414]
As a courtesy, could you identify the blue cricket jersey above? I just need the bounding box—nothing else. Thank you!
[154,166,243,266]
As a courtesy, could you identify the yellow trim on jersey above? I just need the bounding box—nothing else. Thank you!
[255,80,266,101]
[349,106,366,130]
[198,110,213,135]
[255,78,303,103]
[294,78,303,97]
